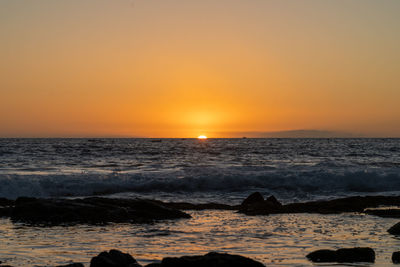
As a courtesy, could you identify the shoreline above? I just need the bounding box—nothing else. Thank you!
[3,193,400,226]
[2,193,400,266]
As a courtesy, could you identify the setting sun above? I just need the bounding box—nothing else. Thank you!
[198,135,208,140]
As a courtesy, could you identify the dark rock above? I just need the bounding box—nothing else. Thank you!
[240,195,400,216]
[393,251,400,264]
[336,248,375,263]
[9,197,190,226]
[283,196,400,214]
[90,249,141,267]
[306,249,337,262]
[306,247,375,263]
[56,263,84,267]
[266,195,282,207]
[158,252,265,267]
[241,192,264,206]
[388,222,400,235]
[0,207,12,218]
[239,194,282,216]
[0,198,14,218]
[0,198,14,207]
[366,208,400,218]
[162,202,238,211]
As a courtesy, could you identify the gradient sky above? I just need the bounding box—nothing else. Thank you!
[1,0,399,137]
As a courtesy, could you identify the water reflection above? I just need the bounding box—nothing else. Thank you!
[0,211,399,266]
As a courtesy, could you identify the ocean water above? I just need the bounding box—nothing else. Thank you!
[0,138,399,202]
[1,138,400,266]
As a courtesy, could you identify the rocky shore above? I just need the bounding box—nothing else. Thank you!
[3,247,400,266]
[2,193,400,266]
[0,250,266,267]
[3,193,400,226]
[89,250,265,267]
[0,197,190,225]
[237,192,400,216]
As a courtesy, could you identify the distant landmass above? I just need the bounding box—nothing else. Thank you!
[231,130,360,138]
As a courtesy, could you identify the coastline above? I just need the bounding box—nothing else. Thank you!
[1,193,400,266]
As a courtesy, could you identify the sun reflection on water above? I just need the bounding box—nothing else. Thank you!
[0,211,399,266]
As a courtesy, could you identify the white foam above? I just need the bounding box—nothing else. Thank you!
[1,166,400,201]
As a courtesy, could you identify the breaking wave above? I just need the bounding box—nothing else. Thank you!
[1,166,400,201]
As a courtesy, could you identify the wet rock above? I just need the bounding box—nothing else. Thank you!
[241,195,400,216]
[283,196,400,214]
[163,202,238,210]
[388,222,400,235]
[90,249,141,267]
[9,197,190,225]
[56,263,84,267]
[306,247,375,263]
[306,249,338,262]
[336,248,375,263]
[0,207,11,218]
[239,193,282,216]
[241,192,264,206]
[152,252,265,267]
[0,198,14,218]
[366,208,400,218]
[393,251,400,264]
[266,195,282,207]
[0,198,13,207]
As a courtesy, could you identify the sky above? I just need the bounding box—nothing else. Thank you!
[0,0,399,138]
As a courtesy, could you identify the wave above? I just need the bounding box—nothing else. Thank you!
[1,166,400,200]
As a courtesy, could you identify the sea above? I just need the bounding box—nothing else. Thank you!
[0,138,400,266]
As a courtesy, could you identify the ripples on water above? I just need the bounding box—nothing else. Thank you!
[0,138,399,201]
[1,139,400,266]
[0,211,399,266]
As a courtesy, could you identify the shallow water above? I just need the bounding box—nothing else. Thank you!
[1,210,399,266]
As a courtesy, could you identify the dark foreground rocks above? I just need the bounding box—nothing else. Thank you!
[57,263,85,267]
[166,193,400,216]
[238,193,400,216]
[145,252,265,267]
[0,197,190,225]
[0,198,14,207]
[239,193,282,215]
[241,192,264,206]
[388,222,400,235]
[89,250,265,267]
[365,208,400,218]
[90,250,141,267]
[306,247,375,263]
[162,202,238,211]
[393,251,400,264]
[3,193,400,226]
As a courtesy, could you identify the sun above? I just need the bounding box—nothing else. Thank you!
[197,135,208,140]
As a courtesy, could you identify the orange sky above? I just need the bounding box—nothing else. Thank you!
[1,0,399,137]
